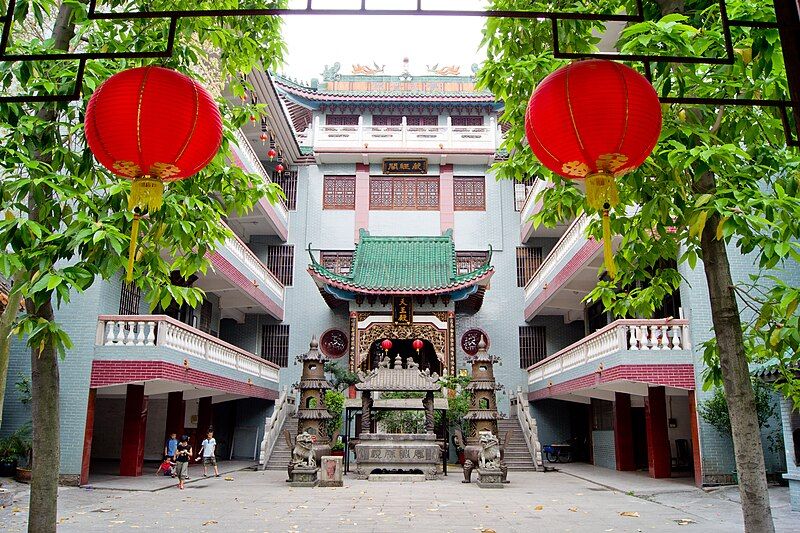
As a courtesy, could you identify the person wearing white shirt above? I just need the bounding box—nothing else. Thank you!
[198,429,219,478]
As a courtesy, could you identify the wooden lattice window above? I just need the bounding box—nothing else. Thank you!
[451,116,484,126]
[519,326,547,368]
[119,282,141,315]
[373,115,437,126]
[325,114,359,126]
[453,176,486,210]
[261,324,290,367]
[323,176,356,209]
[320,251,354,276]
[198,300,213,334]
[266,245,294,286]
[516,246,543,287]
[273,170,297,210]
[455,251,489,275]
[370,176,439,210]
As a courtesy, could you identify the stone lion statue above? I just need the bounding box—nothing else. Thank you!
[289,431,316,475]
[478,431,502,470]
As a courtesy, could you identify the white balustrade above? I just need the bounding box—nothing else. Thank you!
[314,123,497,150]
[220,221,285,300]
[525,213,594,300]
[97,315,280,383]
[527,319,691,385]
[513,388,544,471]
[232,129,289,218]
[259,386,296,467]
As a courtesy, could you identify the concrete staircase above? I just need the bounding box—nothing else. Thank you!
[264,416,298,471]
[498,415,538,471]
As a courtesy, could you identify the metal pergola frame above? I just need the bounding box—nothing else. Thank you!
[2,1,800,144]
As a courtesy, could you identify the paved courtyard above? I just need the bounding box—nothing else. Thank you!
[0,465,796,532]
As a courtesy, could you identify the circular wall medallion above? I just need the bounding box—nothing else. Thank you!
[320,329,348,358]
[461,329,488,356]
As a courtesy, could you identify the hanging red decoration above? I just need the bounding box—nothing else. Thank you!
[85,65,222,282]
[259,132,268,144]
[412,339,424,353]
[249,114,257,125]
[275,163,284,174]
[267,148,277,160]
[380,339,393,352]
[524,59,662,278]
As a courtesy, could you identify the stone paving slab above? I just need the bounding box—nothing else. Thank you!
[85,461,257,492]
[0,469,796,532]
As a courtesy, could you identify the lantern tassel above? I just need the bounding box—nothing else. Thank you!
[126,214,140,283]
[129,177,164,212]
[602,209,616,280]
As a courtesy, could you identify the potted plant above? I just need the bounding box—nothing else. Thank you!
[0,425,31,478]
[330,440,345,457]
[13,424,32,483]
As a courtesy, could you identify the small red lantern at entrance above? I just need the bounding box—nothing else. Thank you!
[259,132,268,144]
[381,339,392,353]
[267,148,277,160]
[275,163,284,174]
[84,65,223,282]
[412,339,424,353]
[524,59,662,278]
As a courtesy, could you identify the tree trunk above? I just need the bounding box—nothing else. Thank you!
[0,274,24,430]
[25,4,77,533]
[697,171,774,533]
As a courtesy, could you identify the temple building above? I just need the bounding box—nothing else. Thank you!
[0,60,791,492]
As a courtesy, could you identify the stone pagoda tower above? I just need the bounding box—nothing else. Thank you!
[296,336,333,455]
[464,337,502,443]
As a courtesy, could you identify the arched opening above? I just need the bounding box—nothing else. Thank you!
[306,396,318,409]
[365,338,442,375]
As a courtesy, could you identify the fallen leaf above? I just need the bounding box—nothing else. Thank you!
[674,518,696,525]
[480,529,497,533]
[110,520,125,524]
[224,477,234,481]
[202,520,219,526]
[568,507,578,512]
[534,505,544,511]
[620,511,639,518]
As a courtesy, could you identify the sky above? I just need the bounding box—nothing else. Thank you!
[280,0,488,81]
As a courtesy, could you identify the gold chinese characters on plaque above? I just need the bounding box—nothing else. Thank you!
[383,158,428,175]
[393,296,413,325]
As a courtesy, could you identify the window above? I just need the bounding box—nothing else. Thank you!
[323,175,355,209]
[320,251,354,276]
[373,115,437,126]
[455,251,489,275]
[592,399,614,431]
[261,324,290,367]
[273,170,297,210]
[119,282,141,315]
[516,247,543,287]
[370,176,439,210]
[514,177,537,211]
[519,326,546,368]
[451,116,484,127]
[325,114,359,126]
[453,176,486,210]
[198,300,213,334]
[266,245,294,286]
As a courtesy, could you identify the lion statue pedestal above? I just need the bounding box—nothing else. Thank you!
[288,431,319,487]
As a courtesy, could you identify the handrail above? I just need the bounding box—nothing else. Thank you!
[96,314,280,381]
[520,178,549,223]
[259,386,296,468]
[232,129,289,216]
[219,220,285,299]
[524,213,593,299]
[512,388,544,471]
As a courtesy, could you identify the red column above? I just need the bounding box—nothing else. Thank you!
[354,163,370,242]
[645,386,671,478]
[688,390,703,487]
[119,384,148,477]
[80,388,97,485]
[165,391,185,441]
[197,396,213,437]
[613,392,635,471]
[439,164,454,233]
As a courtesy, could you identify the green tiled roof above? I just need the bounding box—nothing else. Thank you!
[308,230,492,294]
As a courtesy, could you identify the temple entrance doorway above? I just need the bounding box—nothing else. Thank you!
[366,338,441,375]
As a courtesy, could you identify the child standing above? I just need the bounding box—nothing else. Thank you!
[175,435,192,489]
[198,429,219,478]
[164,432,178,477]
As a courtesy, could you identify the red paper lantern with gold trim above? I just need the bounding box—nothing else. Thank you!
[85,66,223,281]
[412,339,424,353]
[381,339,393,352]
[524,59,662,277]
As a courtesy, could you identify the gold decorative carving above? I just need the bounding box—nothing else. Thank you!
[431,311,450,322]
[561,160,590,177]
[357,323,448,370]
[596,153,629,173]
[356,311,373,322]
[112,160,141,177]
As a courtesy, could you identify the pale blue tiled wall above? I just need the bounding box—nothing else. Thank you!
[592,430,616,470]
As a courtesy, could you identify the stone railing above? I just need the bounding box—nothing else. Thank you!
[314,121,499,151]
[524,213,593,300]
[220,220,285,300]
[232,129,289,218]
[512,388,544,471]
[259,386,296,468]
[527,318,691,384]
[520,178,549,226]
[96,315,280,382]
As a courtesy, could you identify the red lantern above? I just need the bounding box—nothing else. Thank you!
[525,59,662,278]
[85,66,222,281]
[381,339,392,352]
[249,114,257,125]
[412,339,424,353]
[267,148,277,160]
[259,132,268,144]
[275,163,284,174]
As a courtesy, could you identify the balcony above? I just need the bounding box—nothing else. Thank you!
[528,319,694,401]
[311,117,501,164]
[228,129,289,241]
[93,315,279,398]
[523,213,606,322]
[519,179,571,243]
[198,221,285,321]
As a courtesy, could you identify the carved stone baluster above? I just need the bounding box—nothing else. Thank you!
[105,321,116,345]
[146,322,156,345]
[673,326,683,350]
[661,324,671,350]
[114,321,126,344]
[135,321,146,345]
[647,325,658,350]
[628,326,638,350]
